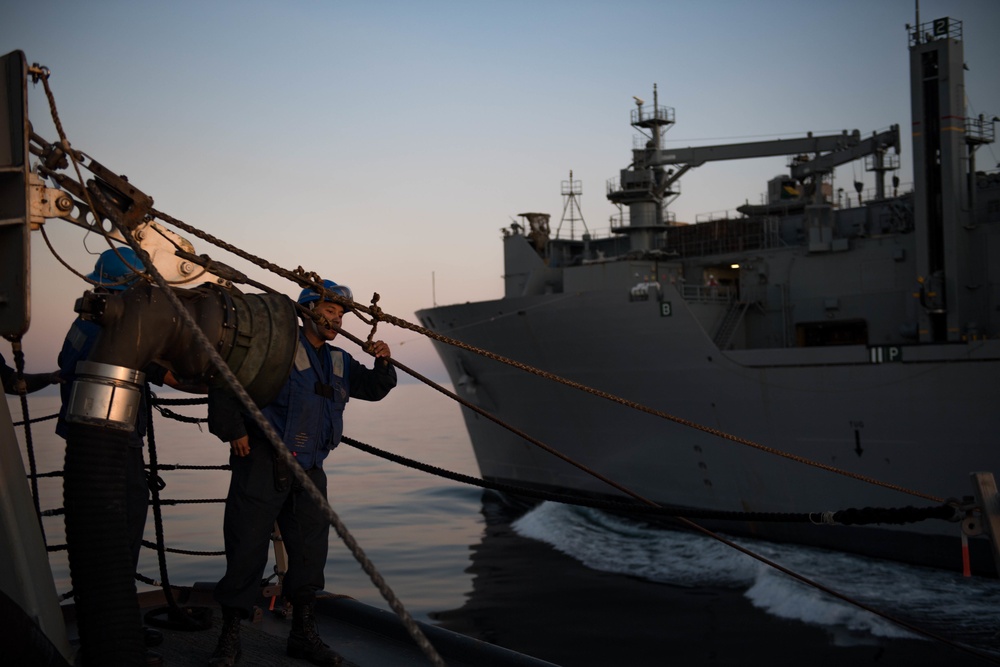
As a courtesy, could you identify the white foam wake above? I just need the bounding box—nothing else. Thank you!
[513,501,1000,641]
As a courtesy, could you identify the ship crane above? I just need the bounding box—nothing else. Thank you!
[609,103,900,252]
[789,126,901,197]
[629,124,901,202]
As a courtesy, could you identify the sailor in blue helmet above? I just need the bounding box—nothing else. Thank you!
[86,245,146,289]
[56,247,155,450]
[207,278,396,667]
[55,246,181,651]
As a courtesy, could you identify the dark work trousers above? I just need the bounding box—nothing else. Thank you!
[214,437,330,615]
[126,443,150,568]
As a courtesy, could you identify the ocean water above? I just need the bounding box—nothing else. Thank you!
[513,502,1000,646]
[7,385,1000,665]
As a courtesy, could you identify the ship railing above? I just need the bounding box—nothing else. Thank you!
[589,224,618,239]
[609,210,677,230]
[694,209,743,223]
[836,180,914,208]
[630,104,674,127]
[607,172,656,196]
[549,224,619,242]
[966,115,997,146]
[909,17,961,47]
[666,227,783,258]
[863,151,901,172]
[610,211,626,229]
[681,284,733,304]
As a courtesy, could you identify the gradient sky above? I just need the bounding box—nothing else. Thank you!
[3,0,999,380]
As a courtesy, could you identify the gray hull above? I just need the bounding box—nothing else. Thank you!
[416,15,1000,574]
[418,280,999,571]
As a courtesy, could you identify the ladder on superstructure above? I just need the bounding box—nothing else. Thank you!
[713,300,750,350]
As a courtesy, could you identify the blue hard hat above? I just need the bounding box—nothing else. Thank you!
[86,247,145,291]
[297,279,353,306]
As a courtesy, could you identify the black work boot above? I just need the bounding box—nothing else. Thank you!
[208,607,242,666]
[287,603,343,666]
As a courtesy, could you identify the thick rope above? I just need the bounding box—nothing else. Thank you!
[144,384,180,609]
[338,432,988,659]
[132,221,994,657]
[141,393,216,632]
[340,436,960,526]
[151,208,942,504]
[13,398,988,661]
[3,336,45,542]
[139,541,225,558]
[11,413,58,426]
[91,189,446,667]
[29,75,993,662]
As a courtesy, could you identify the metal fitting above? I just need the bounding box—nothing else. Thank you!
[65,361,145,431]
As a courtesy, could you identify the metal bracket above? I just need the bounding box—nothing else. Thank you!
[27,172,224,287]
[131,220,225,287]
[27,172,75,229]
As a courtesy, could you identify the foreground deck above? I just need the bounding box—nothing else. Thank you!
[61,586,556,667]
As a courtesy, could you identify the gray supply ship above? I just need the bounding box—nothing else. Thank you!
[416,15,1000,576]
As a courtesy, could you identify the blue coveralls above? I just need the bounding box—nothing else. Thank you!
[55,317,167,567]
[208,330,396,614]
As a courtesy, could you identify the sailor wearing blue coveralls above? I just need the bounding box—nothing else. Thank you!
[207,279,396,667]
[55,247,178,655]
[55,247,171,568]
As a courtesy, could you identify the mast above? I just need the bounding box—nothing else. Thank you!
[606,84,676,252]
[908,16,992,342]
[556,169,588,240]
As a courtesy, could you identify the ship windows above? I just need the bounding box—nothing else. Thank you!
[795,319,868,347]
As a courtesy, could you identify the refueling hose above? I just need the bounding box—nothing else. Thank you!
[63,423,144,666]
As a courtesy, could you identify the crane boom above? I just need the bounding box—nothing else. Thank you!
[637,129,864,169]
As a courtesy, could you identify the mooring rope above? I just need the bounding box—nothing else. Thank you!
[3,336,45,541]
[340,435,959,526]
[14,395,993,663]
[33,69,443,662]
[144,383,214,631]
[150,207,944,504]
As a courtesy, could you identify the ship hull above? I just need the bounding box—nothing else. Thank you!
[417,286,1000,575]
[415,13,1000,577]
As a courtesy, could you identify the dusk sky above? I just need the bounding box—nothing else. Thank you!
[3,0,999,380]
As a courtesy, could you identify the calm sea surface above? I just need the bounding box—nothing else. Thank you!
[8,385,1000,666]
